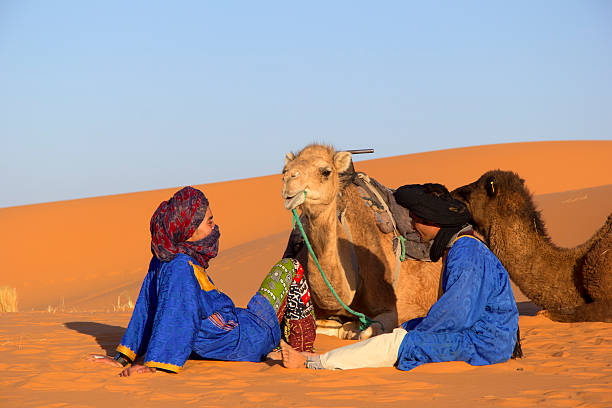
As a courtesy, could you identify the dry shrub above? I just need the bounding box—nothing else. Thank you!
[112,291,134,312]
[0,286,18,312]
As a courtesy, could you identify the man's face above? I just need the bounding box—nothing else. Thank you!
[410,212,440,242]
[186,207,215,242]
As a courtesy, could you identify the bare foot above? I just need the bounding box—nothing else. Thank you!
[87,354,122,367]
[265,349,282,360]
[119,364,156,377]
[280,340,313,368]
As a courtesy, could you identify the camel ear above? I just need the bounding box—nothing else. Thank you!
[485,176,497,197]
[285,152,295,166]
[333,151,352,173]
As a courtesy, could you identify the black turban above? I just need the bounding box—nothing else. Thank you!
[393,184,471,262]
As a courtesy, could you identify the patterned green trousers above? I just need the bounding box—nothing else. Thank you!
[258,258,316,352]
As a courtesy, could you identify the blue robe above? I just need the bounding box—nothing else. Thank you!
[116,254,280,373]
[396,235,519,371]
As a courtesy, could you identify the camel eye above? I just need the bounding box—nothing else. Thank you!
[320,168,332,178]
[485,176,497,197]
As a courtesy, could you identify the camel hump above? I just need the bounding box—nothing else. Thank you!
[352,172,431,261]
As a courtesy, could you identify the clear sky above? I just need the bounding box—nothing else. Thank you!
[1,1,611,208]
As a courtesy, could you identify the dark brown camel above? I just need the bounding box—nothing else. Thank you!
[452,170,612,322]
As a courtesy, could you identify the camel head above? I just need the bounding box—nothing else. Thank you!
[281,144,353,213]
[452,169,547,241]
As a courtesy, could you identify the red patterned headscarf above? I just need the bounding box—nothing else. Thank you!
[150,186,220,269]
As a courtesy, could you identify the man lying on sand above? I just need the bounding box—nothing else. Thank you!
[281,183,520,371]
[89,186,315,375]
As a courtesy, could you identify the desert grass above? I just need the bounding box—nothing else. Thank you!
[0,286,18,312]
[46,297,65,313]
[112,292,134,312]
[42,292,135,313]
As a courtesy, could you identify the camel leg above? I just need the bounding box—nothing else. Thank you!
[315,318,343,337]
[317,319,369,340]
[546,301,612,323]
[359,311,396,340]
[338,311,396,340]
[338,321,361,340]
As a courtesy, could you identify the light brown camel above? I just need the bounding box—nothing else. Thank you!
[281,144,442,339]
[452,170,612,322]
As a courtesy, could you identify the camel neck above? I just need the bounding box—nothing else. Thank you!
[302,196,360,308]
[488,217,586,310]
[303,200,338,253]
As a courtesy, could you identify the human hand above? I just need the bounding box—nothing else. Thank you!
[119,364,156,377]
[358,321,384,340]
[86,354,123,367]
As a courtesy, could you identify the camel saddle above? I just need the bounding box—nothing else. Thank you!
[283,172,431,262]
[351,172,431,261]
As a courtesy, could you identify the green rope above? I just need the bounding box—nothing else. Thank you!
[291,192,379,331]
[398,235,407,262]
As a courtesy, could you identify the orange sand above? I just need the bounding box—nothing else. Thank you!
[1,140,611,407]
[1,312,611,408]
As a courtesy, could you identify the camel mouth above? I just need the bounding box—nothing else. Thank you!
[283,191,306,210]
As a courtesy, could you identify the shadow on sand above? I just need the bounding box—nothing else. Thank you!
[517,301,541,316]
[65,322,126,355]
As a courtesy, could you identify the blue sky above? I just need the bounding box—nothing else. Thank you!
[1,1,611,207]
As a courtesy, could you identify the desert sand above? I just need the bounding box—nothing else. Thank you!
[1,140,611,407]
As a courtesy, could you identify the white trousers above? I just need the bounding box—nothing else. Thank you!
[319,328,408,370]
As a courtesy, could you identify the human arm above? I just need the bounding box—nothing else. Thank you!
[406,240,489,333]
[114,258,159,361]
[142,260,203,373]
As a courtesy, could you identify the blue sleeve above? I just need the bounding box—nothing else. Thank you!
[404,240,488,333]
[116,258,157,361]
[143,260,202,373]
[401,317,424,331]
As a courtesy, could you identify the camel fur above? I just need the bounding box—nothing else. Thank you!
[281,144,442,339]
[453,170,612,322]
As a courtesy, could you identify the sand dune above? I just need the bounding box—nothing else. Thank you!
[1,140,611,407]
[357,140,612,195]
[2,140,611,311]
[61,182,612,312]
[533,184,612,248]
[0,174,294,311]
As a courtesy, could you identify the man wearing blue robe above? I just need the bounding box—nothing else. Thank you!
[280,183,521,371]
[88,186,316,375]
[115,255,284,373]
